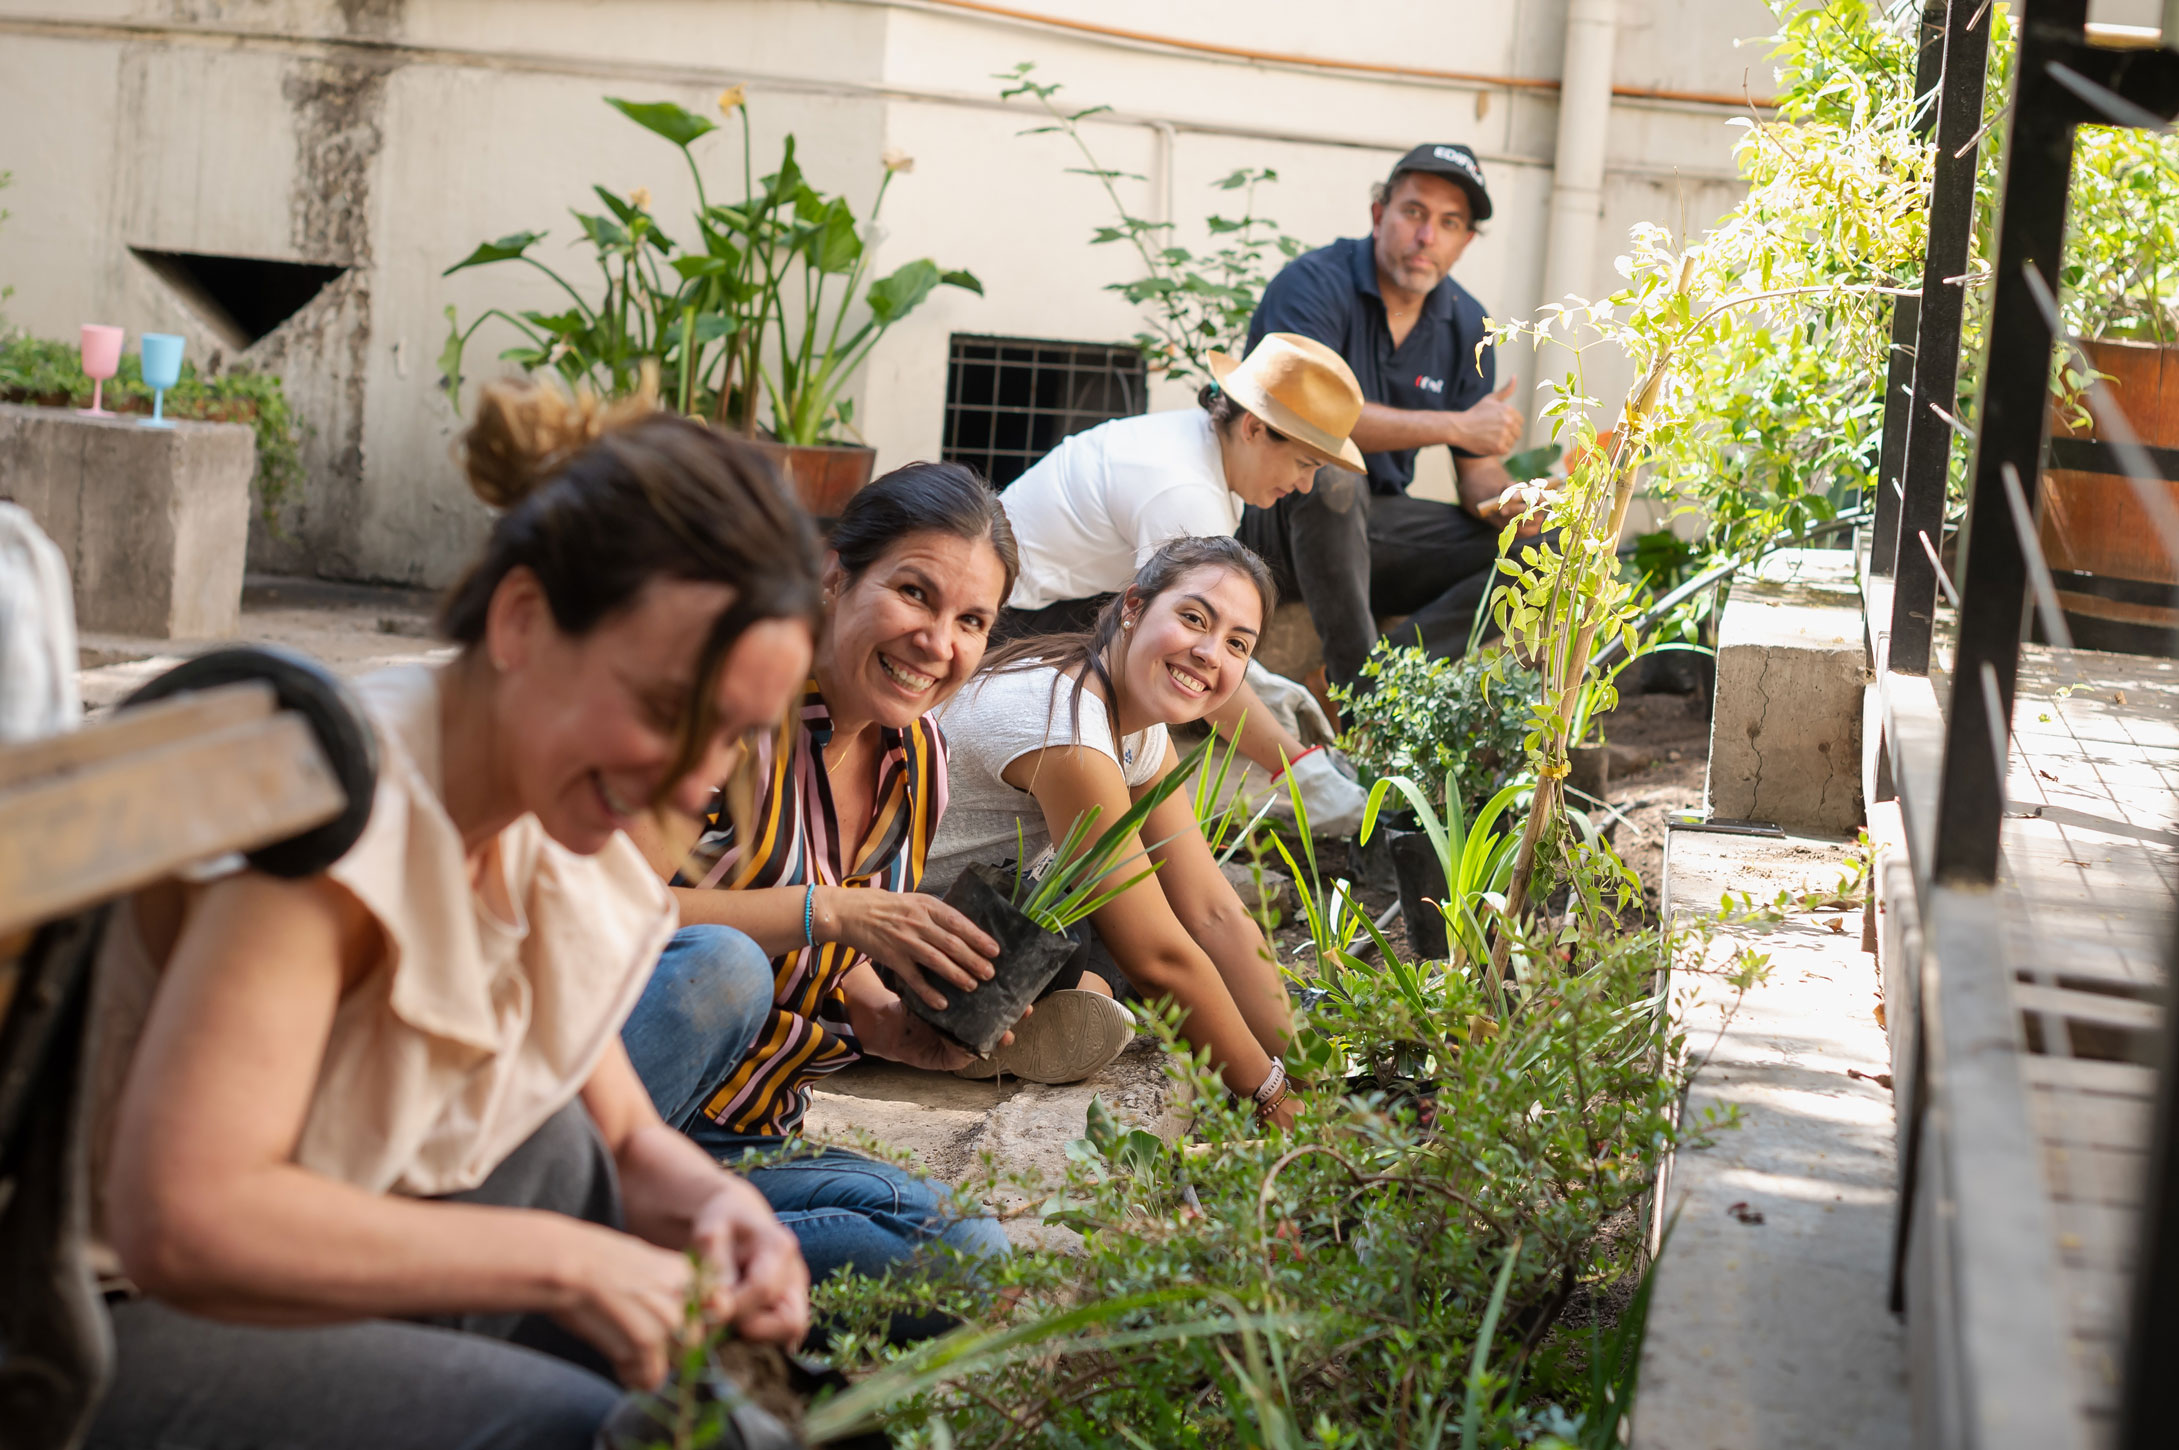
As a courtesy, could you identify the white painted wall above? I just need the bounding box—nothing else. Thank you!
[0,0,1780,586]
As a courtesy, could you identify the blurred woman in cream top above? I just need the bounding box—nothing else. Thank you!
[85,384,826,1450]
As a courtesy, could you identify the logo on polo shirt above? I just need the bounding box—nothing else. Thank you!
[1415,375,1445,393]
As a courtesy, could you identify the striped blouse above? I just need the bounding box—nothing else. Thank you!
[680,680,948,1137]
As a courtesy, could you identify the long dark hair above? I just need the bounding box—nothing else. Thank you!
[830,460,1020,603]
[976,535,1277,741]
[440,380,823,792]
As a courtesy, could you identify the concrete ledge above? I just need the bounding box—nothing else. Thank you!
[1706,548,1867,835]
[1638,826,1907,1450]
[0,403,254,638]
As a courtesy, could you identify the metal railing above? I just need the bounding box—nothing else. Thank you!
[1861,2,2179,1446]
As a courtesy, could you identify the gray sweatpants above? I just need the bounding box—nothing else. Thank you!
[86,1103,627,1450]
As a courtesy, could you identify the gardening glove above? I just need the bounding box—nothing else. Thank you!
[1269,747,1369,838]
[1244,659,1338,749]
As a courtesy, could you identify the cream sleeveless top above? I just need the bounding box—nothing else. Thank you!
[91,663,676,1202]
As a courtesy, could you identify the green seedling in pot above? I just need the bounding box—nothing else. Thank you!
[1011,733,1216,932]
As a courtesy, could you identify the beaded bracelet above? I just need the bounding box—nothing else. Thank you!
[803,883,817,949]
[1251,1059,1288,1121]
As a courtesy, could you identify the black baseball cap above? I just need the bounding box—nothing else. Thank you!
[1386,143,1492,223]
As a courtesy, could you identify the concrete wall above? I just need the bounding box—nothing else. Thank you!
[0,0,1790,587]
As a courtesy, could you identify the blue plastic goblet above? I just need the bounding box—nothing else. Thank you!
[139,333,185,429]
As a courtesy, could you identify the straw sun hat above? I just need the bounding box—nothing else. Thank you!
[1207,332,1367,473]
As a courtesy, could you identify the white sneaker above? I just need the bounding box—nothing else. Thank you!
[953,989,1136,1084]
[1270,749,1369,837]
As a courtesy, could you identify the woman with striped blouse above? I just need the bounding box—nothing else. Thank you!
[619,462,1023,1295]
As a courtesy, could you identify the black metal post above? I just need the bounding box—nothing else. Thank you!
[1887,0,1995,674]
[1870,1,1950,577]
[1929,0,2086,886]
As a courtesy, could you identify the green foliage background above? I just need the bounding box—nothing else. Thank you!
[1333,644,1539,816]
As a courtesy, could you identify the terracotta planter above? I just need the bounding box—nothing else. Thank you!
[745,438,876,520]
[2039,339,2179,655]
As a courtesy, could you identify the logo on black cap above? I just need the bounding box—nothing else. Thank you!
[1390,142,1493,222]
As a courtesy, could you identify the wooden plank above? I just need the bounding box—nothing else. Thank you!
[2021,1054,2157,1098]
[2045,1142,2148,1208]
[2015,983,2162,1033]
[0,682,275,791]
[2031,1085,2154,1151]
[2054,1200,2138,1273]
[2072,1337,2122,1415]
[0,714,344,936]
[1882,671,1949,895]
[1922,884,2091,1450]
[2064,1265,2133,1340]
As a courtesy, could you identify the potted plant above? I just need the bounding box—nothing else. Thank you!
[439,91,981,517]
[908,737,1211,1057]
[2036,123,2179,654]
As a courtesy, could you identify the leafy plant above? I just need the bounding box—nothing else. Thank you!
[2062,122,2179,346]
[1012,733,1215,931]
[1188,720,1281,862]
[813,912,1713,1446]
[1333,643,1539,817]
[0,332,306,521]
[1361,773,1525,969]
[997,62,1308,385]
[441,92,980,442]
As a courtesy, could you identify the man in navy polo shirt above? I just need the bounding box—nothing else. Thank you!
[1236,143,1547,694]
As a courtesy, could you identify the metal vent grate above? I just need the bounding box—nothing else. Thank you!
[941,334,1146,490]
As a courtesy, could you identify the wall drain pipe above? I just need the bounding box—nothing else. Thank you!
[1532,0,1619,439]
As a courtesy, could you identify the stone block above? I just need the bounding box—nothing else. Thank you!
[1705,548,1867,835]
[0,403,253,638]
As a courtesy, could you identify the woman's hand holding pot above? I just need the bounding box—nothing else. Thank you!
[824,887,999,1009]
[853,990,1026,1071]
[689,1176,811,1345]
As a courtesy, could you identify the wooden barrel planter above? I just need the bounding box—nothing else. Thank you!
[746,438,876,522]
[2038,338,2179,656]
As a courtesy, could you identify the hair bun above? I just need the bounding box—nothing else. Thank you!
[460,366,662,510]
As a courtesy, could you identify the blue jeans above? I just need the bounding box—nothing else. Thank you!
[621,925,1009,1285]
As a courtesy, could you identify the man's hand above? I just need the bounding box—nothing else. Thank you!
[1449,377,1523,457]
[1474,478,1558,539]
[688,1176,811,1346]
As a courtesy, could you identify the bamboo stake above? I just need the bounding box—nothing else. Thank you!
[1490,262,1690,974]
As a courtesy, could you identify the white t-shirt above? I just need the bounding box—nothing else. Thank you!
[1002,409,1241,611]
[925,663,1170,895]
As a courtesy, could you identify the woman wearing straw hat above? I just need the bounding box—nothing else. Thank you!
[994,332,1371,835]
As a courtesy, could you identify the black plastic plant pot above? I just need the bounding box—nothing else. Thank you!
[1389,830,1451,961]
[1347,1072,1442,1128]
[904,863,1078,1057]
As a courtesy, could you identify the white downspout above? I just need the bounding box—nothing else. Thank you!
[1533,0,1618,442]
[1150,119,1177,229]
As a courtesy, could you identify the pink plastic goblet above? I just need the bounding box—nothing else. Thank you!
[79,324,124,417]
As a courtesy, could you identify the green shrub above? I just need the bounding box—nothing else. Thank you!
[0,333,305,521]
[1332,643,1539,816]
[812,914,1710,1448]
